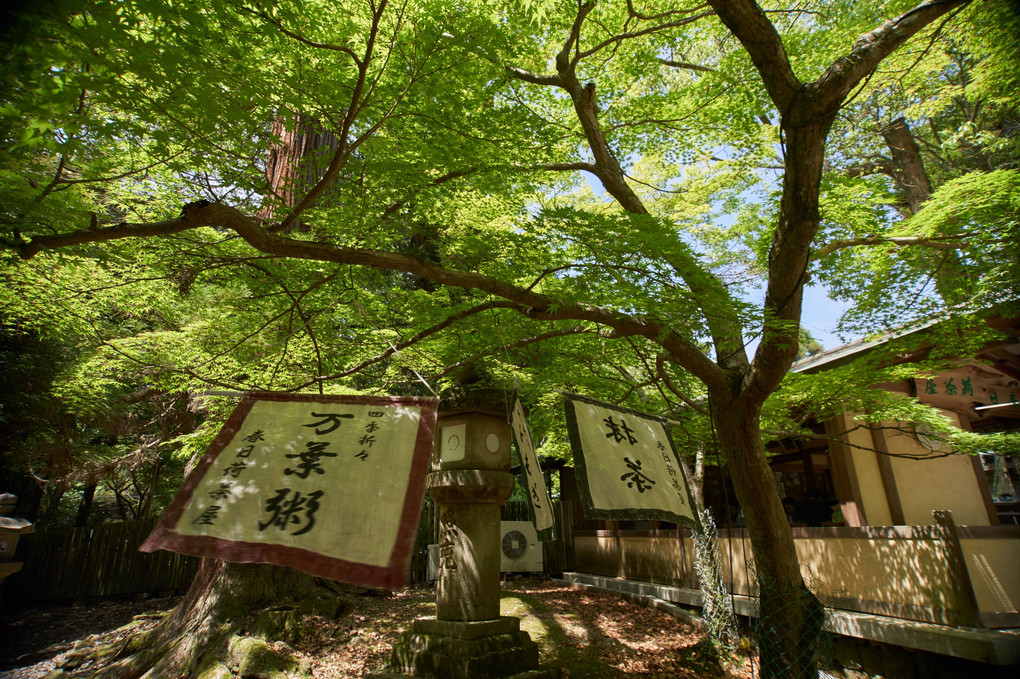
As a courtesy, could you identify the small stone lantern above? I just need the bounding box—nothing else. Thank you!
[0,493,33,582]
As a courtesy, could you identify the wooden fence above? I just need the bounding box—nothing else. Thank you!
[2,517,199,604]
[2,500,577,604]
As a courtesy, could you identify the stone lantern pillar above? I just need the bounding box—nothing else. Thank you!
[380,409,559,679]
[429,411,515,620]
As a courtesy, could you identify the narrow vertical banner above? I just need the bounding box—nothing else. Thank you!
[510,392,555,541]
[562,393,699,529]
[141,393,438,589]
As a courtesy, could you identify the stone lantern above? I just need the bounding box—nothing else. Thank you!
[0,493,33,583]
[379,409,559,679]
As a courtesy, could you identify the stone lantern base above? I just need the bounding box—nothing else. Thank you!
[373,616,561,679]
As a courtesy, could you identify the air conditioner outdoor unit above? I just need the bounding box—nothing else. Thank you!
[500,520,543,573]
[426,521,543,580]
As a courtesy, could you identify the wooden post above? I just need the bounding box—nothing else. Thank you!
[931,510,983,628]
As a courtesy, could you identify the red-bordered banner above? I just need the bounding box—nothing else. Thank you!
[141,393,438,589]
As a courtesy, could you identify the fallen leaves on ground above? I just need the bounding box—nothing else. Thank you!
[0,595,180,678]
[0,579,753,678]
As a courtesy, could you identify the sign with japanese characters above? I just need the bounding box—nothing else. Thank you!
[563,393,699,528]
[912,370,1019,413]
[141,393,438,589]
[509,392,555,541]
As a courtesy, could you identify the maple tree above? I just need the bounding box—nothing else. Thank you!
[3,1,1017,676]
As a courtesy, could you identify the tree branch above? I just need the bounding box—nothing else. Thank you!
[248,8,362,65]
[431,326,591,381]
[381,167,479,218]
[558,0,597,72]
[765,426,960,460]
[13,203,207,258]
[659,58,716,73]
[507,3,750,376]
[626,0,712,23]
[17,201,728,392]
[577,11,715,61]
[706,0,801,112]
[288,300,528,389]
[805,0,972,122]
[504,66,562,87]
[814,235,969,259]
[656,353,710,416]
[740,0,970,402]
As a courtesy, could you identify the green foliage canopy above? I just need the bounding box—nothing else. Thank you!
[1,5,1017,665]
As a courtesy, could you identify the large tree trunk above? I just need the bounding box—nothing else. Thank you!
[75,112,353,679]
[711,397,824,679]
[87,560,347,678]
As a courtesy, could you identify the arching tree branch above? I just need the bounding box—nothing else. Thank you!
[17,201,729,393]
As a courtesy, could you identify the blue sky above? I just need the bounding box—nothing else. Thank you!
[739,283,855,359]
[800,283,853,351]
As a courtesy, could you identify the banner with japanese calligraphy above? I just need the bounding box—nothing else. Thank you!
[141,393,438,589]
[509,392,555,541]
[563,393,699,529]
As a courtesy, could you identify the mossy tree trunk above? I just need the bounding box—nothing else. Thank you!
[92,559,345,678]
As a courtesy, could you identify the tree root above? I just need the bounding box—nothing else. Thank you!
[53,560,353,679]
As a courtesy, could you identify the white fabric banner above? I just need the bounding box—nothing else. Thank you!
[141,393,437,588]
[563,394,698,528]
[510,393,555,538]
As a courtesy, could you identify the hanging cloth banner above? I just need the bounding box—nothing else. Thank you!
[509,391,555,541]
[141,393,438,589]
[562,393,699,529]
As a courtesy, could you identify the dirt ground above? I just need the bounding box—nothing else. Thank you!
[0,579,752,678]
[0,593,182,678]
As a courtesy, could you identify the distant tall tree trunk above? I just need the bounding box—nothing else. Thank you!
[882,117,968,304]
[257,112,340,230]
[139,457,162,519]
[882,117,933,216]
[40,482,67,528]
[75,475,97,527]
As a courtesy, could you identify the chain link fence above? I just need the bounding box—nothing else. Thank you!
[748,559,831,679]
[693,509,739,656]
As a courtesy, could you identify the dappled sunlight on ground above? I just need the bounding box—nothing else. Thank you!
[1,579,752,678]
[500,579,752,678]
[552,612,589,643]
